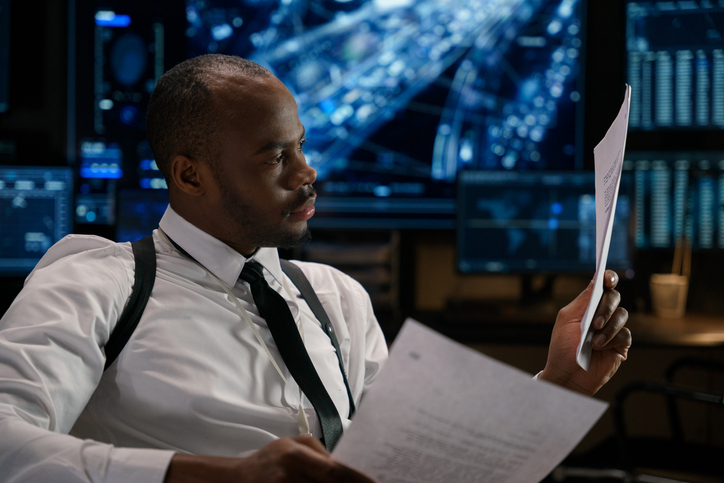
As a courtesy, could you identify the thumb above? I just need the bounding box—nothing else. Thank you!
[561,277,595,319]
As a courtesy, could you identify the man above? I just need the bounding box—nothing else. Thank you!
[0,54,631,482]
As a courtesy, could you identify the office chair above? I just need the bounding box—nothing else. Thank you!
[548,357,724,483]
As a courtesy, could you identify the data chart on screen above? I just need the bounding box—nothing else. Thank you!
[457,171,632,274]
[0,167,73,275]
[626,1,724,131]
[624,151,724,250]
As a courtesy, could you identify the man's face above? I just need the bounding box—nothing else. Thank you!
[203,74,317,255]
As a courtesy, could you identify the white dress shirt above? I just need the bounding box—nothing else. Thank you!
[0,206,388,483]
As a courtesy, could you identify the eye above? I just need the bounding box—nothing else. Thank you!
[267,153,284,165]
[299,138,307,151]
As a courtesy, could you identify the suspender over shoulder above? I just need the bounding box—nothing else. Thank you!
[103,235,156,370]
[280,260,356,416]
[103,235,355,415]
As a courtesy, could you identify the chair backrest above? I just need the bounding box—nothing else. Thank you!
[611,358,724,477]
[663,357,724,446]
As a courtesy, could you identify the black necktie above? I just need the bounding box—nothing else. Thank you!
[240,261,343,451]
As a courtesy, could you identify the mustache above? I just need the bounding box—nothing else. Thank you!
[284,185,317,215]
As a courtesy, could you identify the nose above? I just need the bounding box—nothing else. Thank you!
[288,153,317,190]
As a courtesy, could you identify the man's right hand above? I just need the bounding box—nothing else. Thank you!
[163,435,376,483]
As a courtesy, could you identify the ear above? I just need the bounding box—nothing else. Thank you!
[170,155,205,196]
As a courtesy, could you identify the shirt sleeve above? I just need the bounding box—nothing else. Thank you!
[290,260,389,403]
[335,265,388,395]
[0,236,175,483]
[360,287,388,393]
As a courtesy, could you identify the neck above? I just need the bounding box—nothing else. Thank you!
[168,199,259,257]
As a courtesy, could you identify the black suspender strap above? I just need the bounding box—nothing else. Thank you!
[103,235,156,370]
[280,259,356,417]
[105,233,356,418]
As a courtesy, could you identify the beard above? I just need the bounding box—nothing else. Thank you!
[216,177,315,250]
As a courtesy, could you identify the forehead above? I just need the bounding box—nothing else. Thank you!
[210,74,303,148]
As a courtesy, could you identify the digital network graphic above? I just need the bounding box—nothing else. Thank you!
[186,0,583,200]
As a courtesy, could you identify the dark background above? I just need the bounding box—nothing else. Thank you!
[1,0,723,327]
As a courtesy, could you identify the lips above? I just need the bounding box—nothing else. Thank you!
[288,196,316,221]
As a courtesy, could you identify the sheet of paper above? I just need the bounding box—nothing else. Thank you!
[575,84,631,371]
[333,319,608,483]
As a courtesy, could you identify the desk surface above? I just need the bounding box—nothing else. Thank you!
[627,313,724,347]
[416,310,724,347]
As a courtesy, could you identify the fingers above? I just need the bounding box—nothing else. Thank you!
[592,307,630,350]
[590,272,629,350]
[557,270,625,332]
[602,326,633,356]
[603,269,619,289]
[164,438,376,483]
[292,434,329,455]
[278,437,376,483]
[592,281,622,330]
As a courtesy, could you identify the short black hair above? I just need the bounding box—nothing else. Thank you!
[146,54,272,181]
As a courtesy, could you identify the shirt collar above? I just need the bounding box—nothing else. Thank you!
[158,205,285,288]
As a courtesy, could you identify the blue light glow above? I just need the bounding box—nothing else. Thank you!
[95,11,131,28]
[211,23,233,41]
[119,106,139,125]
[79,164,123,179]
[373,185,392,197]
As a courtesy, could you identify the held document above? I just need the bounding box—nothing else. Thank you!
[333,319,608,483]
[576,84,631,371]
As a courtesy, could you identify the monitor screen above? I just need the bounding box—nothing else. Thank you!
[116,188,168,242]
[0,0,9,113]
[70,0,586,231]
[624,151,724,250]
[626,0,724,131]
[0,167,73,275]
[189,0,586,228]
[70,2,182,227]
[457,170,632,274]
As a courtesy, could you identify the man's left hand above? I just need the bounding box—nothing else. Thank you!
[539,270,631,396]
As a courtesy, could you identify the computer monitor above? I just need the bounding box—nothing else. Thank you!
[116,188,168,242]
[70,0,586,231]
[0,0,9,113]
[626,0,724,131]
[456,170,632,274]
[624,151,724,250]
[68,1,181,227]
[0,167,73,275]
[191,0,586,228]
